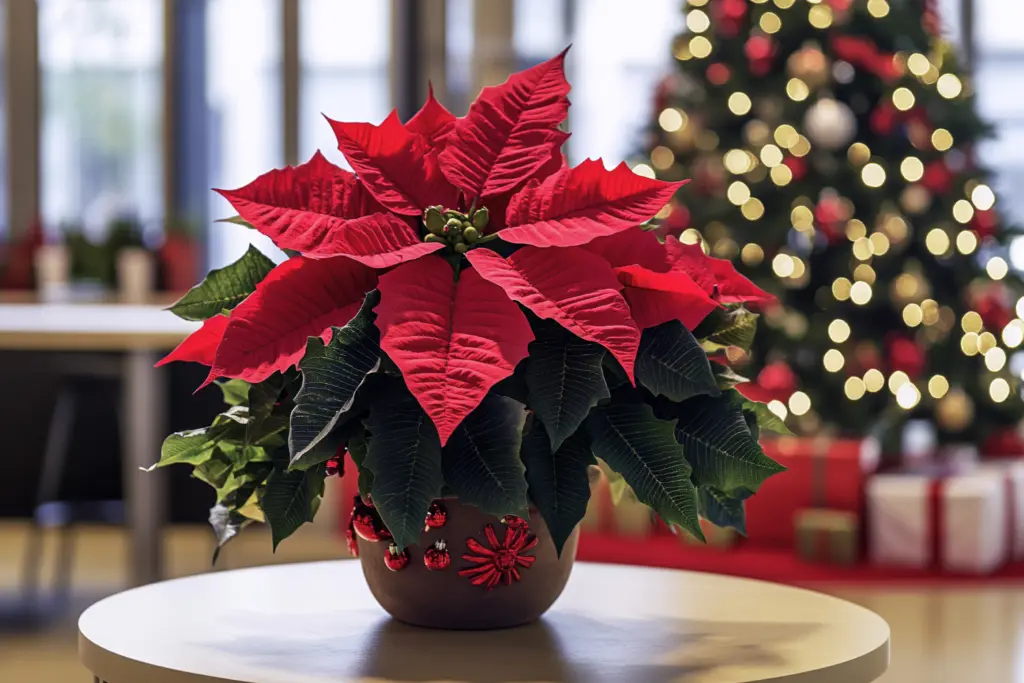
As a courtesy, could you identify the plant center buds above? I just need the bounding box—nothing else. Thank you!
[422,205,491,252]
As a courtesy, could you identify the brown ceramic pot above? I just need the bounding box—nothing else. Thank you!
[355,498,578,630]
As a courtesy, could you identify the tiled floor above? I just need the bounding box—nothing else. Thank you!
[1,522,1022,682]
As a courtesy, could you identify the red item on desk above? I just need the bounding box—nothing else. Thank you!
[745,437,879,548]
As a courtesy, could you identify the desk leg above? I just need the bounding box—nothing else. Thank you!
[122,351,166,587]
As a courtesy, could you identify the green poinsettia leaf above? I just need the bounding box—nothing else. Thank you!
[168,244,275,321]
[260,466,324,550]
[365,390,444,550]
[442,394,529,520]
[216,215,255,228]
[586,403,702,541]
[521,422,595,555]
[714,365,749,391]
[636,320,720,403]
[218,379,251,406]
[155,426,224,468]
[525,323,610,451]
[193,452,234,489]
[670,394,786,496]
[208,503,252,565]
[702,307,758,352]
[213,405,250,427]
[347,429,373,497]
[246,380,291,448]
[739,397,793,436]
[698,486,747,536]
[289,291,381,464]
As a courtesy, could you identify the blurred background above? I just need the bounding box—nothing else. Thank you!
[2,0,1024,681]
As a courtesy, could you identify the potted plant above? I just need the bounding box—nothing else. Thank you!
[154,50,786,630]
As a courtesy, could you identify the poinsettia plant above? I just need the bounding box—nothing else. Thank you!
[154,50,786,560]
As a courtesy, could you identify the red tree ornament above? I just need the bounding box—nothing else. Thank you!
[351,496,392,542]
[737,361,798,404]
[921,160,954,194]
[714,0,747,38]
[424,501,447,530]
[888,336,926,379]
[706,63,731,86]
[783,156,807,181]
[745,36,775,77]
[325,456,342,477]
[423,540,451,571]
[972,209,998,238]
[459,524,538,589]
[384,544,410,572]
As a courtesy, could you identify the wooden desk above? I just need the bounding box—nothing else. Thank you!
[79,561,890,683]
[0,303,199,586]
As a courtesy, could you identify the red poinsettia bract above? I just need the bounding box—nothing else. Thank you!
[159,49,771,445]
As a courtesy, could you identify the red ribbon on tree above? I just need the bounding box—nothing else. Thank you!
[831,35,900,82]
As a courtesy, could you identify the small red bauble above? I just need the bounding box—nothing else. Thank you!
[706,63,731,86]
[501,515,529,531]
[783,156,807,181]
[870,103,897,135]
[972,209,998,238]
[424,540,451,571]
[352,511,391,542]
[921,160,954,194]
[745,36,775,77]
[384,544,410,572]
[345,521,360,558]
[424,501,448,530]
[887,336,926,379]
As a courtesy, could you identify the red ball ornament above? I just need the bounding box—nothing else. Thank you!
[345,521,360,558]
[501,515,530,531]
[745,36,775,77]
[972,209,998,238]
[423,540,451,571]
[887,336,926,379]
[714,0,746,37]
[921,160,954,194]
[975,287,1012,331]
[384,544,410,572]
[814,197,847,244]
[870,102,897,135]
[706,63,731,86]
[853,342,883,373]
[783,156,807,181]
[424,501,448,530]
[352,510,391,542]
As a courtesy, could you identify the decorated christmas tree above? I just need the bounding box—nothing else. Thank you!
[640,0,1024,449]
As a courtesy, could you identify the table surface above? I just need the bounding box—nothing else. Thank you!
[78,561,890,683]
[0,302,198,350]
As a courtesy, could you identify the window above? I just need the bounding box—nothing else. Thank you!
[299,0,391,169]
[39,0,163,242]
[567,0,683,165]
[205,0,285,268]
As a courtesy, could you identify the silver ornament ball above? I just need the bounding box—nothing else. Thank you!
[803,98,857,151]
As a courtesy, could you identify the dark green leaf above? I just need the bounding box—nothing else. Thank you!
[586,403,702,540]
[193,452,233,489]
[347,429,373,497]
[698,486,747,535]
[218,379,250,406]
[636,321,720,403]
[521,422,595,555]
[671,394,786,495]
[525,324,609,451]
[365,391,444,550]
[701,307,758,352]
[260,466,323,550]
[491,368,529,404]
[714,365,749,391]
[168,244,275,321]
[442,394,529,519]
[246,380,289,447]
[289,291,381,464]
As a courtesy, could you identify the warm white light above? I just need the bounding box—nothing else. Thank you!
[768,399,788,420]
[632,164,656,179]
[659,108,685,132]
[888,370,911,394]
[686,9,711,32]
[850,281,872,305]
[892,87,916,111]
[845,377,866,400]
[928,375,950,399]
[972,184,996,211]
[760,144,784,167]
[773,253,795,277]
[896,383,922,409]
[824,349,845,372]
[900,157,924,182]
[862,163,886,188]
[990,378,1011,403]
[690,36,713,59]
[787,78,810,101]
[728,92,753,116]
[789,391,812,416]
[932,128,954,151]
[937,73,963,99]
[1003,320,1024,348]
[727,181,751,206]
[987,257,1009,280]
[957,230,978,255]
[953,199,975,224]
[864,369,885,393]
[828,319,851,343]
[986,347,1008,372]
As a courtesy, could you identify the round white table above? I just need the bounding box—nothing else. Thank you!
[79,561,889,683]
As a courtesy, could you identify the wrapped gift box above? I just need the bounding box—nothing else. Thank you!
[795,509,858,565]
[867,472,1008,573]
[745,437,879,548]
[977,460,1024,560]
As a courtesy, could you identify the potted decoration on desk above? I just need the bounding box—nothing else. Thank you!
[153,50,786,630]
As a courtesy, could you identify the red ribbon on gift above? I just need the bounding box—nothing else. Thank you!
[927,478,946,568]
[1006,475,1017,560]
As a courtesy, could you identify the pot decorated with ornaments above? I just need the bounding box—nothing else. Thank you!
[151,49,784,631]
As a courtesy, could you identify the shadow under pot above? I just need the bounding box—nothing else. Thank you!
[350,497,579,630]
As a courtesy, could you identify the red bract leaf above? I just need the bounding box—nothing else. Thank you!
[406,85,455,151]
[615,265,718,330]
[467,247,640,382]
[665,237,775,306]
[439,49,571,199]
[479,147,569,235]
[329,110,458,216]
[156,314,229,368]
[375,256,533,445]
[217,151,439,266]
[501,160,685,248]
[582,226,669,271]
[205,256,376,386]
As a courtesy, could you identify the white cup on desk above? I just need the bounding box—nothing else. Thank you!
[34,245,70,302]
[117,248,155,304]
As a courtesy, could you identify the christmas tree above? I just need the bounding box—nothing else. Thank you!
[640,0,1023,448]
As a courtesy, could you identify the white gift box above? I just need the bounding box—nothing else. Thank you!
[868,472,1008,574]
[977,461,1024,560]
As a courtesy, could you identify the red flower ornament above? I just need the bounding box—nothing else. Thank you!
[158,48,766,446]
[459,524,538,589]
